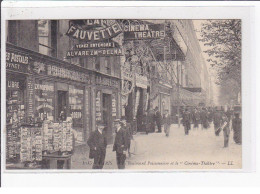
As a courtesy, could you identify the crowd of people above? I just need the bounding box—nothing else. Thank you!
[181,106,242,148]
[86,105,242,169]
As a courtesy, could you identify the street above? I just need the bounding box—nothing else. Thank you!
[71,124,242,170]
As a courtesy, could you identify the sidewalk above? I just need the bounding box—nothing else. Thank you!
[71,130,154,169]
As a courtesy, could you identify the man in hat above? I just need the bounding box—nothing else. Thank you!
[87,121,107,169]
[213,107,223,136]
[222,113,230,148]
[121,116,133,157]
[113,119,128,169]
[182,108,191,135]
[192,107,200,129]
[154,106,162,133]
[232,111,242,145]
[200,107,209,130]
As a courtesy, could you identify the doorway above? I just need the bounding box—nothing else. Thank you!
[102,93,112,143]
[57,90,68,121]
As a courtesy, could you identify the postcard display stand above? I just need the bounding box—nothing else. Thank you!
[7,121,73,168]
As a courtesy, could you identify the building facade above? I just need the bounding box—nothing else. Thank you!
[5,19,211,156]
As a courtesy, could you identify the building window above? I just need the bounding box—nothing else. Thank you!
[104,57,111,74]
[95,57,100,71]
[38,20,57,57]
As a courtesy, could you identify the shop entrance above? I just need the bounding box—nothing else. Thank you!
[102,93,112,143]
[57,90,68,121]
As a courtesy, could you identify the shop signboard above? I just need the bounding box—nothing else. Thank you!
[47,65,91,84]
[6,51,31,74]
[124,24,165,40]
[66,48,123,58]
[74,41,118,49]
[95,75,120,89]
[135,74,148,89]
[66,21,122,42]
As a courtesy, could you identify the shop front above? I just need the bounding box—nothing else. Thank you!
[94,73,121,144]
[157,83,172,115]
[5,43,92,169]
[134,73,149,132]
[6,44,34,164]
[32,55,92,145]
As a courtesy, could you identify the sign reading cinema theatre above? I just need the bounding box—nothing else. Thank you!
[124,24,165,40]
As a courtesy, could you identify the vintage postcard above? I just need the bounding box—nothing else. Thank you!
[1,4,253,174]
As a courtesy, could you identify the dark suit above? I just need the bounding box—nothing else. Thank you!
[87,130,107,169]
[113,127,128,169]
[155,110,162,132]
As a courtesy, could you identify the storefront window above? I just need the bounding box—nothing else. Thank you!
[68,85,84,142]
[34,79,55,122]
[6,76,26,162]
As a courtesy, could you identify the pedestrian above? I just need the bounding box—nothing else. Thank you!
[222,114,230,148]
[163,109,171,137]
[143,111,150,135]
[232,111,242,145]
[182,108,191,135]
[200,108,209,130]
[213,107,223,136]
[87,122,107,169]
[121,116,133,157]
[149,109,156,133]
[154,106,162,133]
[192,108,200,129]
[113,119,128,169]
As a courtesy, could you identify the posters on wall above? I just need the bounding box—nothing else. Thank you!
[34,80,55,121]
[112,93,117,117]
[96,91,102,121]
[6,78,25,161]
[69,85,84,143]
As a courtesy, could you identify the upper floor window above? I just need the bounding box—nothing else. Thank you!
[38,20,57,57]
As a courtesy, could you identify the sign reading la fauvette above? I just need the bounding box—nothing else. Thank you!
[66,21,122,41]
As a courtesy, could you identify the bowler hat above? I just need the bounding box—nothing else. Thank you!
[114,119,121,123]
[96,121,106,127]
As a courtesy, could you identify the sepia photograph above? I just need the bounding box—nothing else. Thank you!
[2,14,243,171]
[3,17,243,170]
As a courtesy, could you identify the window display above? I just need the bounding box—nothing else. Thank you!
[6,78,25,162]
[35,79,55,121]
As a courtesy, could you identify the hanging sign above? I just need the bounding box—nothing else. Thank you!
[136,74,148,89]
[95,75,120,89]
[124,24,165,40]
[47,65,91,84]
[74,42,117,49]
[66,22,122,42]
[66,48,123,58]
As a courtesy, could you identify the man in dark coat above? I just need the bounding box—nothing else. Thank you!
[87,122,107,169]
[192,108,200,129]
[200,108,209,130]
[222,114,230,148]
[154,107,162,133]
[121,116,133,157]
[148,109,156,133]
[232,111,242,145]
[113,119,128,169]
[182,108,191,135]
[213,108,223,136]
